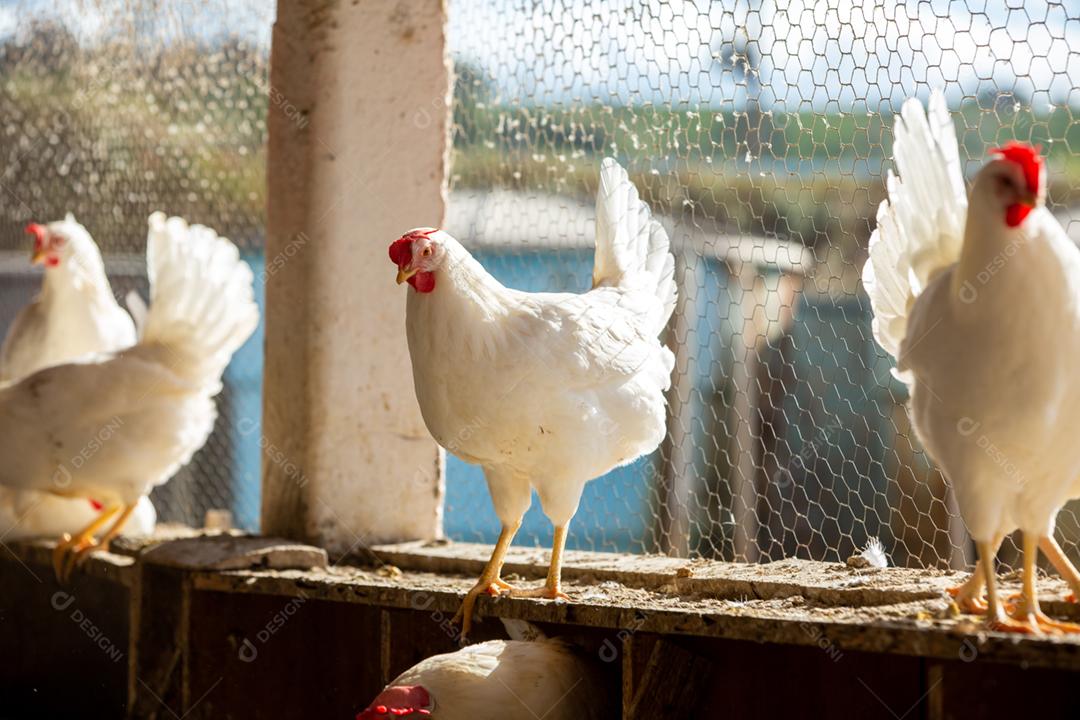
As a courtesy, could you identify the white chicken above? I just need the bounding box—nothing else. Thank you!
[0,215,155,544]
[391,158,675,637]
[0,212,258,579]
[864,91,1080,633]
[0,215,135,382]
[356,630,609,719]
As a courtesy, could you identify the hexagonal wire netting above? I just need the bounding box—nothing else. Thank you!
[441,0,1080,573]
[2,1,1079,572]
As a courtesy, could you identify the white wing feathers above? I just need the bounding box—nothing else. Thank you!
[863,90,967,361]
[592,158,676,335]
[133,212,259,392]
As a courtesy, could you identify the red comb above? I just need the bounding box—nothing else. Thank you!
[388,237,413,269]
[357,685,432,719]
[388,229,437,268]
[25,223,46,249]
[991,142,1042,193]
[991,142,1043,227]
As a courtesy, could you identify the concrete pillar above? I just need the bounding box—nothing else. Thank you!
[262,0,449,553]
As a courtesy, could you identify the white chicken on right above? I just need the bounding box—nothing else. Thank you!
[864,90,1080,633]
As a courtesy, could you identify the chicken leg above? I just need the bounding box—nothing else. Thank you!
[947,533,1003,613]
[1038,535,1080,603]
[1005,533,1080,634]
[52,504,120,582]
[952,535,1080,615]
[509,524,571,601]
[452,519,521,639]
[53,502,136,583]
[974,537,1040,633]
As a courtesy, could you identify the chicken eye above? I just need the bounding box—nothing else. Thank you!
[995,175,1017,197]
[420,246,433,258]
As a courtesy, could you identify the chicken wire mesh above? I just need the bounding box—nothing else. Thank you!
[3,0,1080,573]
[443,0,1080,571]
[0,1,271,530]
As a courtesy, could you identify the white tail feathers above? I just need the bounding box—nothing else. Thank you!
[593,158,677,333]
[863,91,967,361]
[137,212,259,391]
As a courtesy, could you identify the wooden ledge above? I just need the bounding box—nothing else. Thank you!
[10,536,1080,671]
[9,540,137,587]
[181,539,1080,672]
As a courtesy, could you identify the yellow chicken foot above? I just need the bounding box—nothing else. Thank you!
[67,503,136,578]
[1038,536,1080,603]
[1006,533,1080,634]
[509,524,571,601]
[947,563,988,613]
[452,520,521,640]
[490,577,515,592]
[975,538,1040,634]
[947,533,1004,614]
[52,504,121,583]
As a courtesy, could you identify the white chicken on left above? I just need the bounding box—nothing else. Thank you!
[0,215,155,547]
[0,213,258,580]
[0,215,136,381]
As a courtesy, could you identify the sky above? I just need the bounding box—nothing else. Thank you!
[448,0,1080,112]
[0,0,1075,112]
[0,0,273,49]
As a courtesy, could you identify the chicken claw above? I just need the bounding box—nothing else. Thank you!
[52,532,101,584]
[453,578,512,640]
[947,574,987,614]
[508,584,570,601]
[1007,599,1080,635]
[51,504,120,583]
[51,502,135,584]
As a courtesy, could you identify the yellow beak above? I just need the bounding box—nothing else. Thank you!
[397,267,418,285]
[31,248,47,265]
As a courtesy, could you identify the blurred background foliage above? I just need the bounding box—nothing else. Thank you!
[0,19,266,250]
[3,21,1078,262]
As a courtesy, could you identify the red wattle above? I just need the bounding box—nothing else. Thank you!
[410,271,436,293]
[1004,203,1031,228]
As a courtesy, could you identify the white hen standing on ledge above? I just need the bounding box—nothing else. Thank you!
[0,213,258,580]
[864,91,1080,634]
[391,159,675,637]
[0,215,155,544]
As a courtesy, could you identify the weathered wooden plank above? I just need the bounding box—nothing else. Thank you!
[627,637,717,719]
[189,563,1080,672]
[369,540,966,607]
[0,553,129,717]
